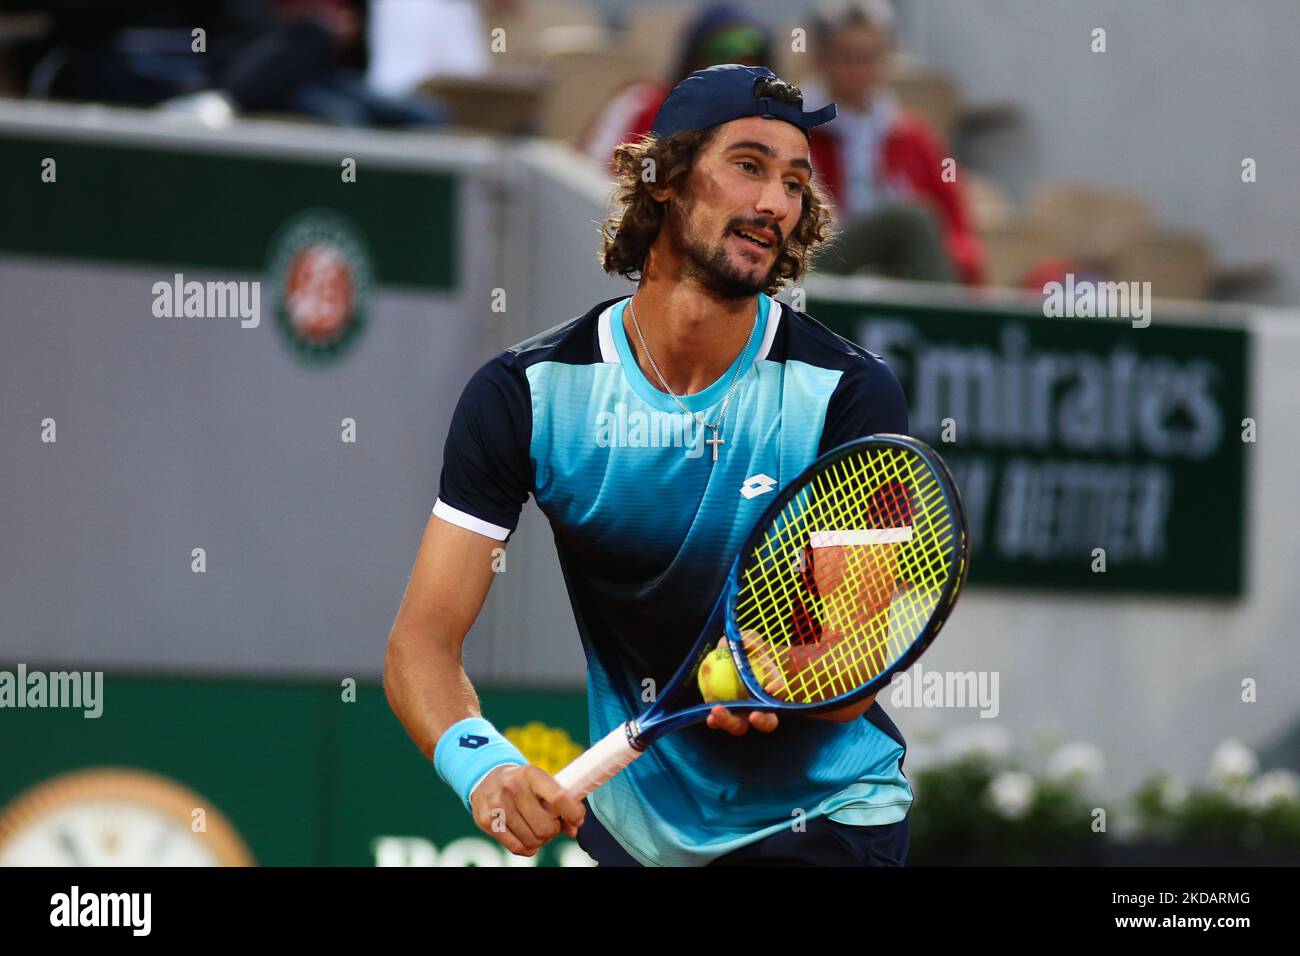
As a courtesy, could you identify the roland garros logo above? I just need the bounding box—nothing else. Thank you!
[265,209,373,363]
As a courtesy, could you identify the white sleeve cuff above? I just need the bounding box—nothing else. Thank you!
[432,498,512,541]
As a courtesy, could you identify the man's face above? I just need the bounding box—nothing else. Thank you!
[662,116,811,299]
[819,25,889,109]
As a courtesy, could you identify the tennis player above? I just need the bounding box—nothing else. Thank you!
[385,65,913,867]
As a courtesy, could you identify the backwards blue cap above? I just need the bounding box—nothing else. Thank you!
[650,64,837,140]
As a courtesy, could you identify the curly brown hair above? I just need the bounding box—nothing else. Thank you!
[599,126,836,297]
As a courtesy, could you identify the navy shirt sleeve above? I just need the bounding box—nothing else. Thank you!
[817,352,910,455]
[435,352,533,539]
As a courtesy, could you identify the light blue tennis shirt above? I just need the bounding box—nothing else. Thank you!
[434,293,914,866]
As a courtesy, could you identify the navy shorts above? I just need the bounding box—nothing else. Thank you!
[576,801,909,867]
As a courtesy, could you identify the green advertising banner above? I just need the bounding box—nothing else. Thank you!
[0,134,457,292]
[0,674,592,866]
[813,297,1249,595]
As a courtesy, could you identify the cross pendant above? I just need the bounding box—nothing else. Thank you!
[705,428,724,461]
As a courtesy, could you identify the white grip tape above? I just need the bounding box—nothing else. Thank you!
[553,722,643,800]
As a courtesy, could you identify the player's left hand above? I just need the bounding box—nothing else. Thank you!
[703,634,779,735]
[705,705,779,735]
[736,630,880,723]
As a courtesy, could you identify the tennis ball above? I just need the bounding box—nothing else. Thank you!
[698,647,746,703]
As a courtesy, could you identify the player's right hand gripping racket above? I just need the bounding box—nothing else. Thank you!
[554,434,971,800]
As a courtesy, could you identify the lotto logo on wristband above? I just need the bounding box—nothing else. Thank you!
[459,734,489,749]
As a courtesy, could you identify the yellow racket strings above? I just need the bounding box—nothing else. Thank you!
[733,447,957,704]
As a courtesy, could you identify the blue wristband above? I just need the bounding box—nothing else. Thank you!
[433,717,528,813]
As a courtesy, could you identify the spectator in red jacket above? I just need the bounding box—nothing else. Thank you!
[805,0,984,284]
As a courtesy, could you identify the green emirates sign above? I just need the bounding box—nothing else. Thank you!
[812,297,1249,596]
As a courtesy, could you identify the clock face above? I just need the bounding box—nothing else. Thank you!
[0,769,253,867]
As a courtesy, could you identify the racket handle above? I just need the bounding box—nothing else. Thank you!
[554,722,643,800]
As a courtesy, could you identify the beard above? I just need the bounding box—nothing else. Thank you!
[665,197,784,301]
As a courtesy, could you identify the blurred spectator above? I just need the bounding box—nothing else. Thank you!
[580,3,772,166]
[26,1,330,118]
[805,0,984,284]
[21,0,447,127]
[276,0,450,126]
[365,0,495,98]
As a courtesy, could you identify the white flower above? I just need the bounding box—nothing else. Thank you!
[1224,783,1255,809]
[988,771,1035,819]
[1244,769,1300,810]
[1158,777,1188,812]
[941,724,1012,763]
[1030,724,1063,759]
[1208,739,1259,786]
[1111,813,1141,841]
[1046,741,1105,787]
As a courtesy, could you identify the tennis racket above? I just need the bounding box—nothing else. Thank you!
[554,433,971,800]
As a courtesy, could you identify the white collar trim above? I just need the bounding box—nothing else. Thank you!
[597,300,621,363]
[755,298,782,362]
[598,294,781,364]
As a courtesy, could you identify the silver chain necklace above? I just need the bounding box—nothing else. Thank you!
[627,298,758,462]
